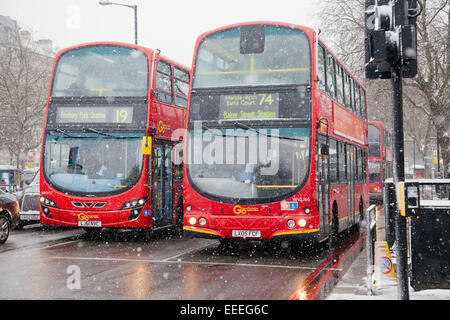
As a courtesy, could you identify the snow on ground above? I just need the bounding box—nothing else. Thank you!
[326,245,450,300]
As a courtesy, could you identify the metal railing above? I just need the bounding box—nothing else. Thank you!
[365,204,377,295]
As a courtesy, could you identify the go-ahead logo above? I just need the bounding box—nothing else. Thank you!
[157,120,171,134]
[77,213,100,221]
[233,205,258,215]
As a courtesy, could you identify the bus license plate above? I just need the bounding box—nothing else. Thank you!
[78,221,102,227]
[232,230,261,238]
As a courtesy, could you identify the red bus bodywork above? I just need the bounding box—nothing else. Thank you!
[183,22,369,243]
[40,42,189,231]
[368,121,393,203]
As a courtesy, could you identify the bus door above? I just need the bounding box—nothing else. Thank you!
[163,146,173,222]
[152,143,173,227]
[316,138,330,237]
[347,146,355,226]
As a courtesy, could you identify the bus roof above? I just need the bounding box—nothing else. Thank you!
[369,121,392,134]
[195,21,317,40]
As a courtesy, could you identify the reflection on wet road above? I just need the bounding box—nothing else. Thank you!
[0,226,362,299]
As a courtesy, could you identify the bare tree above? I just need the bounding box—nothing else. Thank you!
[316,0,449,177]
[0,24,52,169]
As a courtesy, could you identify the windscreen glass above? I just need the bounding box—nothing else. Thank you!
[43,132,143,195]
[193,25,311,88]
[51,45,148,97]
[186,126,311,203]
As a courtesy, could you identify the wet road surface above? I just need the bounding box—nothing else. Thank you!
[0,225,361,299]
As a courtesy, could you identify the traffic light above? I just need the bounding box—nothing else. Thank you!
[364,0,420,79]
[365,0,392,79]
[402,0,421,78]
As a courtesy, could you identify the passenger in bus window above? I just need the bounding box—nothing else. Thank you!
[67,74,87,96]
[78,147,102,178]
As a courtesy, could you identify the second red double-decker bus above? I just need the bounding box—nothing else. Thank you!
[39,42,190,235]
[183,22,369,245]
[368,121,393,203]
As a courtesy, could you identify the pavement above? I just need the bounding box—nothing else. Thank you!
[326,206,450,300]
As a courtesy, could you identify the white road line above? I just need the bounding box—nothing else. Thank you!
[48,255,342,271]
[160,243,215,262]
[43,240,81,249]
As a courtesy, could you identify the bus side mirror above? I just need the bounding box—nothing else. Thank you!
[142,136,152,155]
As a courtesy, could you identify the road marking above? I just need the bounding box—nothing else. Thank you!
[43,240,81,249]
[160,244,213,262]
[48,255,342,271]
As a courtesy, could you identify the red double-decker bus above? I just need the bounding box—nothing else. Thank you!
[368,121,393,203]
[39,42,189,235]
[183,22,369,245]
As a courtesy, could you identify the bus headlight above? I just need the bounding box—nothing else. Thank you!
[121,198,146,210]
[287,219,296,229]
[188,217,197,225]
[40,196,58,208]
[298,219,307,227]
[198,217,207,226]
[40,195,57,218]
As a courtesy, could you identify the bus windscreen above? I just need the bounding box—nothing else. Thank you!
[43,132,143,195]
[186,127,311,203]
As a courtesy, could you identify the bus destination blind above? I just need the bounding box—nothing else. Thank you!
[56,106,133,124]
[219,93,279,120]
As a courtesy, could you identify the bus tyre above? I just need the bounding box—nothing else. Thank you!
[0,213,11,245]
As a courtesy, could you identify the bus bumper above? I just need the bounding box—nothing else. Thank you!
[39,206,152,229]
[183,226,223,240]
[183,215,320,241]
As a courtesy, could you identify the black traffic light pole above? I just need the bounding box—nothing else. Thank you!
[365,0,422,300]
[391,63,409,300]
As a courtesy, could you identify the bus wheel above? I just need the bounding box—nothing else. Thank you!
[327,203,339,248]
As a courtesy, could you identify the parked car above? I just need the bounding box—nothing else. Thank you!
[0,189,20,244]
[16,169,40,229]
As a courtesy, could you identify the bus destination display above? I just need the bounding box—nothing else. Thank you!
[219,93,279,120]
[56,106,133,124]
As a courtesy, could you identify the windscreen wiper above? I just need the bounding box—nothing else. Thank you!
[53,129,87,139]
[83,127,128,139]
[233,122,304,142]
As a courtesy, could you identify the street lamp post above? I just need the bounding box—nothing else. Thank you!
[99,1,138,45]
